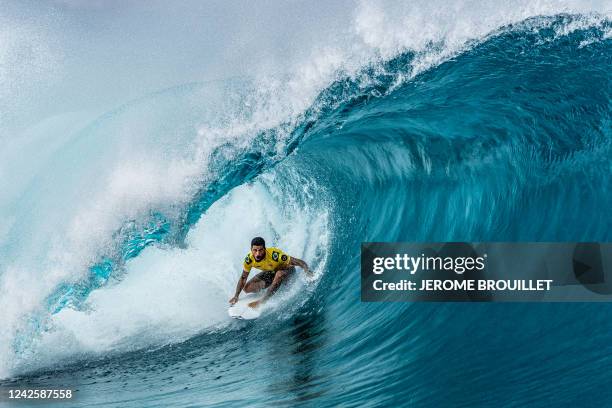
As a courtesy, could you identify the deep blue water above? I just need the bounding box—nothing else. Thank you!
[1,13,611,408]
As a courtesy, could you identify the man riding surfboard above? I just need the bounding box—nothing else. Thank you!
[229,237,311,308]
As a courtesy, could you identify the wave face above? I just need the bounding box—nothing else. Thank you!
[1,2,611,407]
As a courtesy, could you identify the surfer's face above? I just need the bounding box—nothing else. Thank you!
[251,245,266,261]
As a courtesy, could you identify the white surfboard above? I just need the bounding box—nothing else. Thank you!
[228,294,263,320]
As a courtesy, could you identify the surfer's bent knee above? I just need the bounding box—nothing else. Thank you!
[278,266,295,276]
[244,281,259,293]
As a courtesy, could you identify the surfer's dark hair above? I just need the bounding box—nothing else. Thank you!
[251,237,265,247]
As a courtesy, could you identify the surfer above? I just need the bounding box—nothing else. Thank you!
[229,237,311,308]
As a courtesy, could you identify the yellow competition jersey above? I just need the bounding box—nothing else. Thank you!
[243,247,291,272]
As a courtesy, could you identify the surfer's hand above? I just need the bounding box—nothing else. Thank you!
[229,296,239,305]
[248,300,260,309]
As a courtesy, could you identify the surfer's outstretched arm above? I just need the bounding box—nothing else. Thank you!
[229,270,249,305]
[289,257,312,276]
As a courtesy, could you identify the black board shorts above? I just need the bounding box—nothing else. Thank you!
[254,267,295,287]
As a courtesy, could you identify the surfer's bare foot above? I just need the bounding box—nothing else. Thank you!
[229,296,239,305]
[248,300,261,308]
